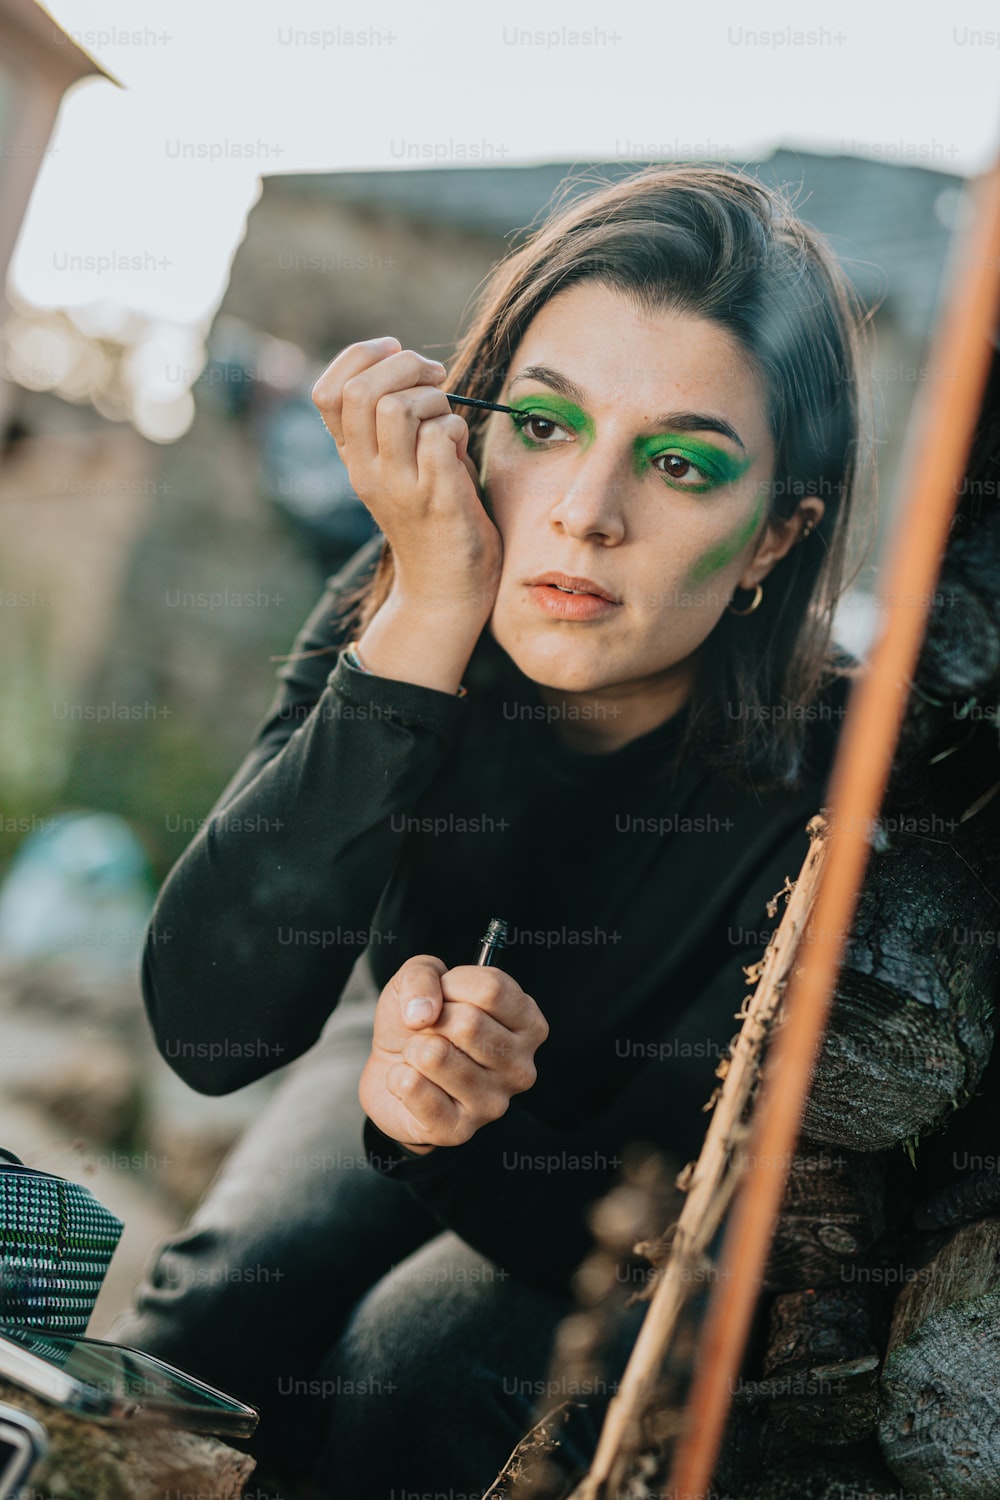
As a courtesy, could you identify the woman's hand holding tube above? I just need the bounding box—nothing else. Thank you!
[360,955,550,1153]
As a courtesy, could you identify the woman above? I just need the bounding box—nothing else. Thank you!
[112,164,873,1495]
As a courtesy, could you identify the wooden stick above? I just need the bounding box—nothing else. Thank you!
[566,816,830,1499]
[668,152,1000,1500]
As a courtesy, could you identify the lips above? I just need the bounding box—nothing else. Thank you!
[526,571,620,603]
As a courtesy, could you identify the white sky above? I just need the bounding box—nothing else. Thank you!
[10,0,1000,333]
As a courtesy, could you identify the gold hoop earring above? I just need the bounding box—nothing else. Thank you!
[727,582,763,616]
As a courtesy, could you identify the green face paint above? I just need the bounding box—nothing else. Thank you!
[506,393,596,447]
[506,394,749,495]
[687,486,768,586]
[634,433,753,494]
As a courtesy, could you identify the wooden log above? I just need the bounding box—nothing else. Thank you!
[799,832,998,1151]
[907,1036,1000,1234]
[895,341,1000,768]
[878,1215,1000,1499]
[720,1437,911,1500]
[763,1140,888,1291]
[0,1375,255,1500]
[908,572,1000,703]
[750,1284,883,1447]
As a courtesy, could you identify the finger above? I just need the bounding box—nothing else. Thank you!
[386,1059,464,1141]
[414,412,476,488]
[439,966,548,1040]
[396,955,447,1029]
[311,336,401,446]
[428,1001,523,1075]
[400,1035,510,1122]
[341,350,448,469]
[374,384,454,482]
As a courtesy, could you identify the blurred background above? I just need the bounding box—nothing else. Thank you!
[0,0,997,1329]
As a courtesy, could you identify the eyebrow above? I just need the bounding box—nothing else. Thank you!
[507,363,748,454]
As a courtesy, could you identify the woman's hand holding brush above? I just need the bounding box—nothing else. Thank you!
[312,339,503,694]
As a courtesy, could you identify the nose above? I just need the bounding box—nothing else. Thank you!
[546,443,627,544]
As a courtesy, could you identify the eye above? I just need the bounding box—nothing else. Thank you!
[651,450,715,491]
[509,411,573,445]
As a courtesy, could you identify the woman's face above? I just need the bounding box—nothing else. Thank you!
[478,281,794,698]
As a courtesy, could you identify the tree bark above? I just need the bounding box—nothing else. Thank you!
[878,1215,1000,1499]
[800,830,998,1152]
[764,1139,888,1290]
[721,1437,911,1500]
[752,1283,883,1446]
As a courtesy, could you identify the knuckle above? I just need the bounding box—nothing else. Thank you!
[484,1091,512,1124]
[487,1032,513,1065]
[397,1066,421,1097]
[478,973,505,1008]
[512,1061,536,1093]
[416,410,458,442]
[417,1036,451,1069]
[377,391,405,420]
[451,1009,480,1050]
[414,413,443,441]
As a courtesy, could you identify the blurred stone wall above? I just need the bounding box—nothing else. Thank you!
[55,196,506,883]
[220,177,502,358]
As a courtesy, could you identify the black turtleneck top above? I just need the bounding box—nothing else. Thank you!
[141,534,850,1291]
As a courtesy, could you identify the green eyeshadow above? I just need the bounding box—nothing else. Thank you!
[506,393,596,445]
[634,433,752,492]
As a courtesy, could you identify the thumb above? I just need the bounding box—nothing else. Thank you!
[398,958,446,1029]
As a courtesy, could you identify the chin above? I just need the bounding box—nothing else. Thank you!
[500,636,603,692]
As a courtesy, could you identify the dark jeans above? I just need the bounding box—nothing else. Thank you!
[109,961,643,1496]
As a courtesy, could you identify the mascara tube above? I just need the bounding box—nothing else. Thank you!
[475,916,509,967]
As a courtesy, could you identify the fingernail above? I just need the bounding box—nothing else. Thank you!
[405,998,436,1025]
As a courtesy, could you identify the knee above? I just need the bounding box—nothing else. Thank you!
[320,1266,454,1419]
[108,1223,256,1366]
[313,1246,567,1492]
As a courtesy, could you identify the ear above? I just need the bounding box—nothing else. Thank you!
[737,499,825,590]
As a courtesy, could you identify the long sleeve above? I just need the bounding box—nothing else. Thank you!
[142,537,470,1094]
[363,812,823,1293]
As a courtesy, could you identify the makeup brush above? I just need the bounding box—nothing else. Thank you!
[444,393,518,415]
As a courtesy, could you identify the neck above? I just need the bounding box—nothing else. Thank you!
[535,656,699,755]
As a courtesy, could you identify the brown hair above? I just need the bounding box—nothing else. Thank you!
[339,162,876,790]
